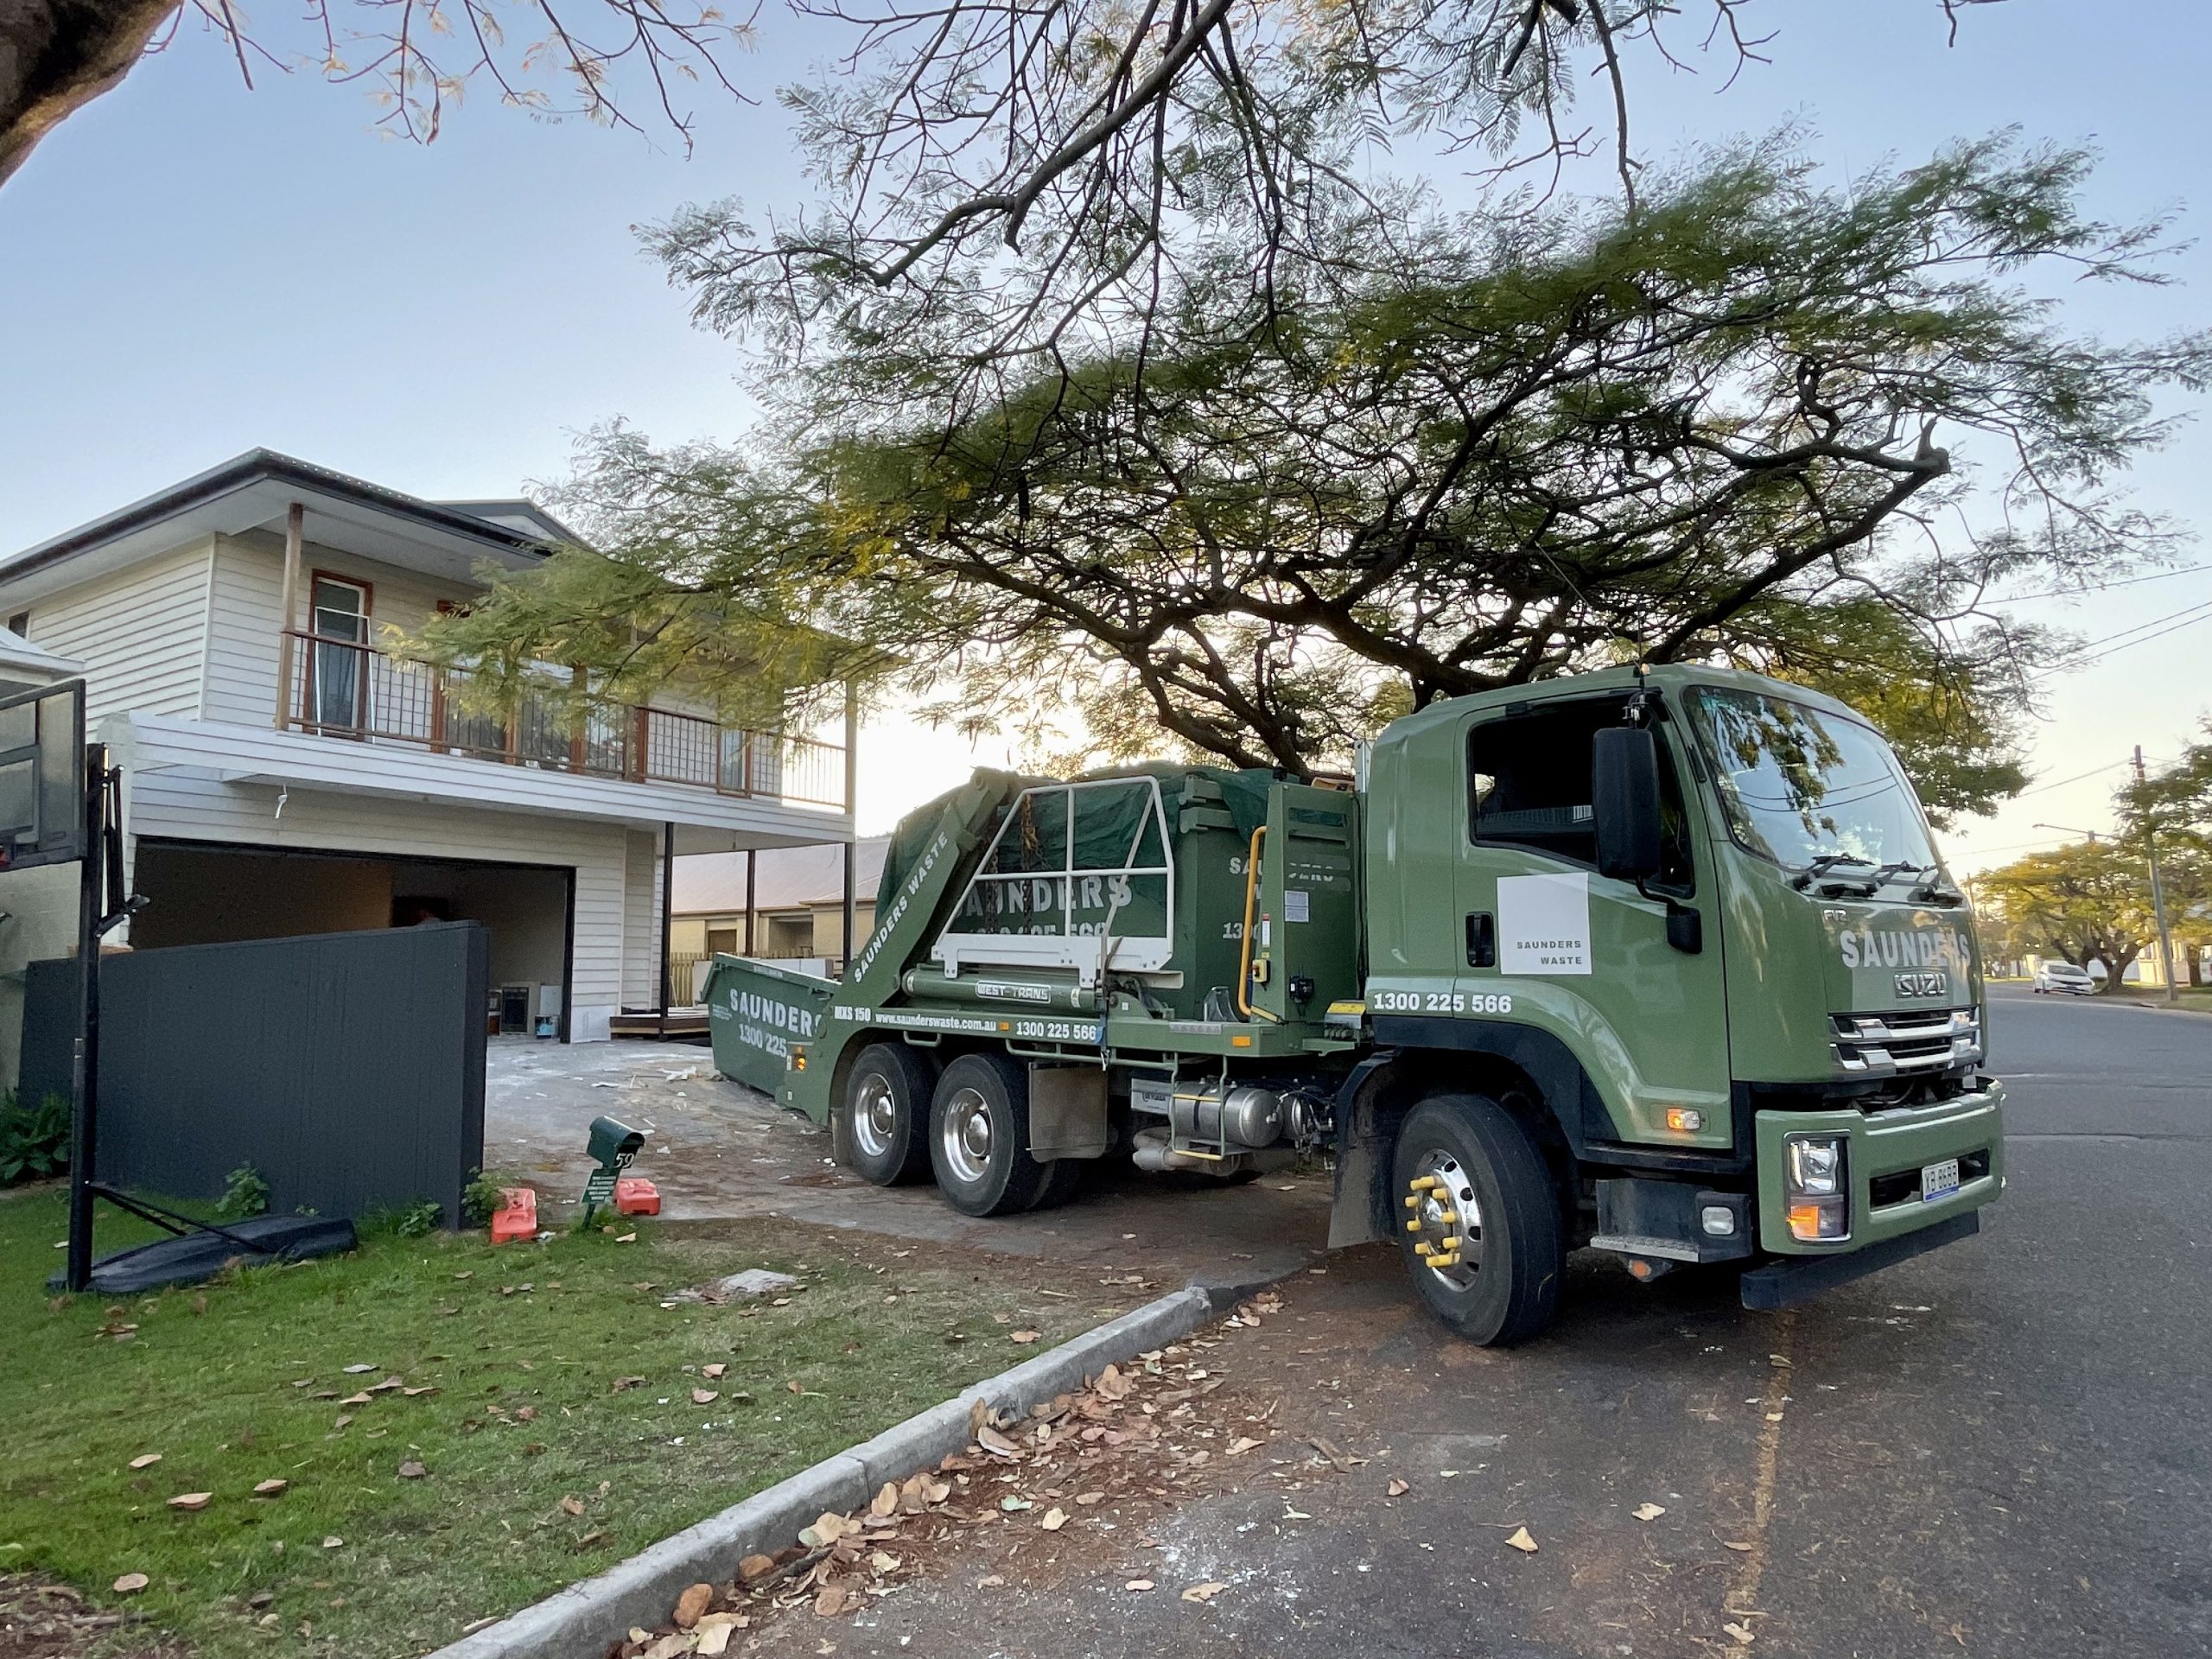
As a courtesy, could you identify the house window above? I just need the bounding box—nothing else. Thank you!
[5,612,27,637]
[706,927,739,955]
[307,575,372,732]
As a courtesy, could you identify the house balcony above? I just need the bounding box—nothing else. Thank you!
[279,630,848,812]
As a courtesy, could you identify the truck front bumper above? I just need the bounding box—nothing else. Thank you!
[1751,1081,2004,1262]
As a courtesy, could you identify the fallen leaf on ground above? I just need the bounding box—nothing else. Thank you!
[615,1232,638,1243]
[397,1460,428,1479]
[1633,1503,1668,1522]
[976,1575,1004,1589]
[642,1634,690,1659]
[1722,1541,1755,1553]
[253,1479,289,1497]
[1387,1478,1410,1497]
[696,1619,745,1656]
[1181,1581,1228,1605]
[403,1386,439,1398]
[785,1380,804,1395]
[976,1424,1021,1459]
[737,1554,777,1584]
[702,1363,727,1380]
[1124,1580,1155,1592]
[513,1405,535,1421]
[691,1389,718,1405]
[799,1511,860,1548]
[1227,1436,1262,1456]
[112,1573,149,1594]
[339,1393,372,1407]
[612,1376,647,1393]
[321,1535,343,1549]
[672,1582,714,1629]
[1010,1330,1040,1344]
[561,1497,586,1517]
[869,1483,899,1518]
[1074,1491,1105,1506]
[127,1452,162,1470]
[168,1493,212,1511]
[1723,1622,1757,1646]
[342,1363,378,1375]
[869,1550,900,1573]
[813,1582,852,1617]
[1040,1507,1068,1531]
[1001,1497,1032,1513]
[1504,1527,1538,1554]
[1095,1364,1130,1399]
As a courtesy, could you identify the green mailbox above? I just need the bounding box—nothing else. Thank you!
[582,1116,645,1224]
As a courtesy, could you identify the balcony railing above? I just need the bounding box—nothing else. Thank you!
[282,630,847,810]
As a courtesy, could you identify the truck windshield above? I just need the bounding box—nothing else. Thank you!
[1685,686,1939,875]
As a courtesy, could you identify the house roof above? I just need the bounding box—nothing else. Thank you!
[0,626,84,682]
[674,837,890,915]
[0,449,568,608]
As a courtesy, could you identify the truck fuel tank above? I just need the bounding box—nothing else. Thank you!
[1130,1077,1286,1148]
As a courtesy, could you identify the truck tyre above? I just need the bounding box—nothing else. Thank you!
[929,1052,1049,1217]
[840,1043,936,1185]
[1028,1154,1087,1211]
[1392,1094,1564,1346]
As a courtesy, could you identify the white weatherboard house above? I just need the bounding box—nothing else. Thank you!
[0,450,855,1058]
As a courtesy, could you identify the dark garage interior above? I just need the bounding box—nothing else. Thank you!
[130,840,573,1036]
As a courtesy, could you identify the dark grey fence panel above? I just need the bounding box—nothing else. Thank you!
[22,922,487,1224]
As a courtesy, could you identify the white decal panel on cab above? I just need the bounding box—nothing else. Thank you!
[1497,872,1592,975]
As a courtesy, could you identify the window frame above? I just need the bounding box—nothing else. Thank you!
[1465,694,1697,895]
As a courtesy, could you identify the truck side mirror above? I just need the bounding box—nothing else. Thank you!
[1592,726,1663,883]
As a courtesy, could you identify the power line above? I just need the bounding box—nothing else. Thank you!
[2014,759,2129,798]
[1996,564,2208,604]
[2031,598,2212,679]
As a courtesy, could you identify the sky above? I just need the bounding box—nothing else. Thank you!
[0,0,2206,861]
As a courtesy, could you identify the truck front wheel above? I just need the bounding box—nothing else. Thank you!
[929,1053,1049,1217]
[840,1043,936,1185]
[1392,1094,1564,1346]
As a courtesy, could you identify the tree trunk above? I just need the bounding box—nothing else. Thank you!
[0,0,181,188]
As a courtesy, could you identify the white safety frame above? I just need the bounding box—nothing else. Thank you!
[932,775,1177,980]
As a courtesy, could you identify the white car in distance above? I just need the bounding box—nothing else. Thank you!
[2032,961,2097,995]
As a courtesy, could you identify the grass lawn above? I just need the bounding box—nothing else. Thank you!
[0,1185,1128,1659]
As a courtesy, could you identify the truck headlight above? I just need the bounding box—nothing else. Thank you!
[1786,1135,1843,1198]
[1784,1133,1849,1243]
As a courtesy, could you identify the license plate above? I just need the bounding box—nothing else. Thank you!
[1921,1158,1961,1201]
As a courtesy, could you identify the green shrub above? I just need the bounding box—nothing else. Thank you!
[0,1091,71,1185]
[461,1170,511,1229]
[214,1164,270,1219]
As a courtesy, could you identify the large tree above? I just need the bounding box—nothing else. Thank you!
[416,137,2205,822]
[1978,841,2158,993]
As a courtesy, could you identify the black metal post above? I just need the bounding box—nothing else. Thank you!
[743,849,756,956]
[63,745,106,1294]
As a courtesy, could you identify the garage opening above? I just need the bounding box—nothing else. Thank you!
[131,840,574,1039]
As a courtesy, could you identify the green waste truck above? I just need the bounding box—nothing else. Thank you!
[706,664,2003,1344]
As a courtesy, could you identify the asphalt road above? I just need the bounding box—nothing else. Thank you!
[746,986,2211,1659]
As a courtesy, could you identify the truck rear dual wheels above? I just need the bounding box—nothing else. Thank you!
[1393,1093,1564,1346]
[929,1052,1052,1216]
[839,1044,936,1185]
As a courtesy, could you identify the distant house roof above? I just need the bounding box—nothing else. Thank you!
[0,449,573,608]
[674,837,890,915]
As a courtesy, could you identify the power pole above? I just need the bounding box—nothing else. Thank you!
[2134,745,2180,1007]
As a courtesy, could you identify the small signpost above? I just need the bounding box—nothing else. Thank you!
[582,1116,644,1226]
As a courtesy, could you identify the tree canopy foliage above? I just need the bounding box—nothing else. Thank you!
[1974,839,2200,991]
[417,137,2205,822]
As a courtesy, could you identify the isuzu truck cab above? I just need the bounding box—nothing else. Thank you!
[709,664,2003,1344]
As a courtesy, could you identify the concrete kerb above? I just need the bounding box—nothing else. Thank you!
[427,1282,1241,1659]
